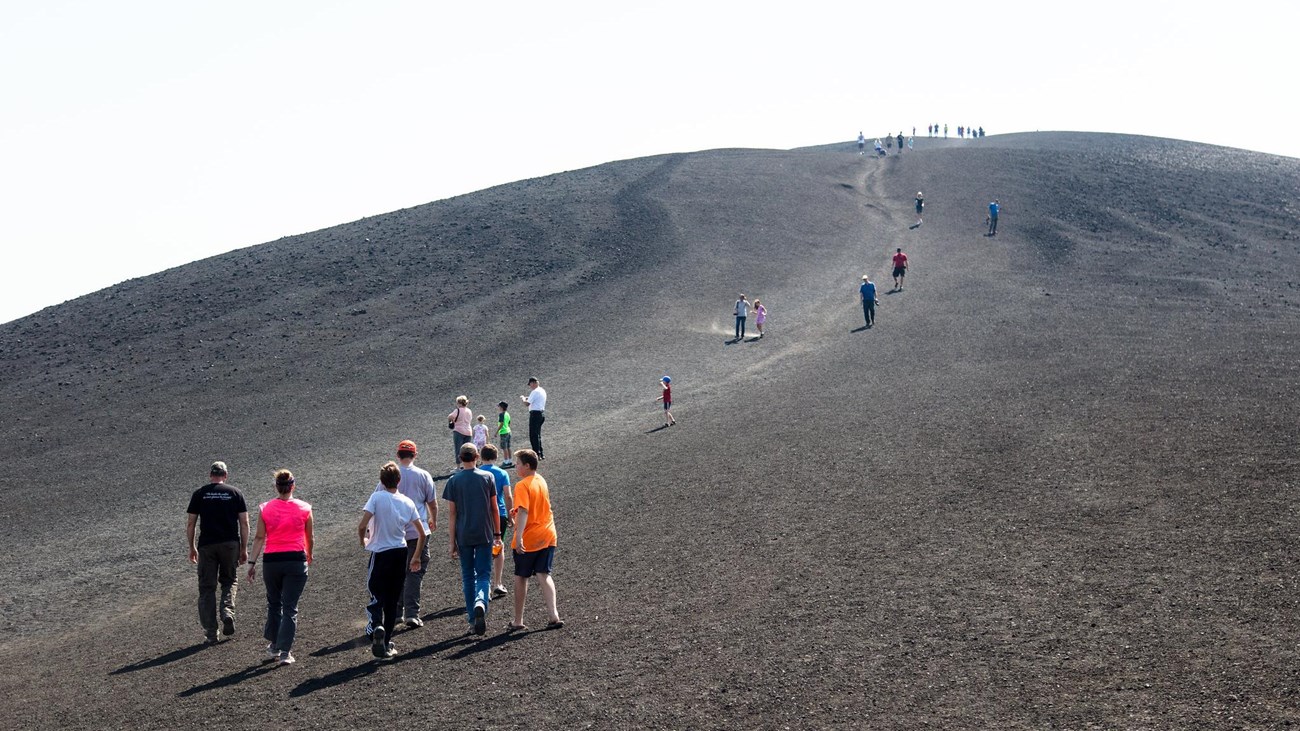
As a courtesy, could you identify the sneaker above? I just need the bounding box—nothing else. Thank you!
[265,643,278,659]
[204,634,220,645]
[491,585,508,598]
[371,627,387,659]
[384,643,398,658]
[501,461,514,468]
[473,603,487,635]
[404,616,424,628]
[221,616,235,636]
[278,652,296,665]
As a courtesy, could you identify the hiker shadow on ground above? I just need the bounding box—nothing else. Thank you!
[290,633,483,697]
[850,325,872,333]
[178,661,278,697]
[111,641,210,675]
[645,424,670,434]
[446,628,526,660]
[310,606,463,658]
[885,289,903,295]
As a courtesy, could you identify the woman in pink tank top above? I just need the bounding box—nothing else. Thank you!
[247,469,314,665]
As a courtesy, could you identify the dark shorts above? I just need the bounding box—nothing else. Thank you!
[498,433,511,451]
[662,400,672,410]
[513,546,555,577]
[893,266,906,278]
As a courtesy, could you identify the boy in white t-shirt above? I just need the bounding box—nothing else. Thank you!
[358,461,425,659]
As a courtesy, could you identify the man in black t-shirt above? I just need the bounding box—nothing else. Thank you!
[186,461,249,643]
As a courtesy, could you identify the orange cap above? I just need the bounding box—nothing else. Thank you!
[397,440,418,455]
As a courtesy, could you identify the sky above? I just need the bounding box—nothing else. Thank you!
[2,0,1297,325]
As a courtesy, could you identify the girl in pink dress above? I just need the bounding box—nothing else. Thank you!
[754,300,767,338]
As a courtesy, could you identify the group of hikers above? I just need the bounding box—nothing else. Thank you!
[858,131,912,156]
[186,378,560,666]
[855,185,1003,327]
[857,125,989,156]
[926,124,985,138]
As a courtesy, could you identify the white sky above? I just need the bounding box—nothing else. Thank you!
[2,0,1296,325]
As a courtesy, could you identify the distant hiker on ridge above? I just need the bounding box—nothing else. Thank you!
[858,132,866,154]
[987,200,1000,236]
[914,191,924,227]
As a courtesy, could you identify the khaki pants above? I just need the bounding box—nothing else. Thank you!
[197,540,239,637]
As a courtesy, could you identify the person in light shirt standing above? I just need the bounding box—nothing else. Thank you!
[246,469,313,665]
[520,377,547,460]
[508,449,562,631]
[734,294,750,341]
[448,396,474,469]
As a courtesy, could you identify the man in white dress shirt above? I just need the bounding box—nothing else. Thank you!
[520,377,547,460]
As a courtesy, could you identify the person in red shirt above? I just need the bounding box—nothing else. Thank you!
[892,248,909,291]
[655,376,675,426]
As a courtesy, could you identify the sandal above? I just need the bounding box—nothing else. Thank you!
[545,619,565,629]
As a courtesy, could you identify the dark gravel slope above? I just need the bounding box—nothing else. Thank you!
[1,133,1297,730]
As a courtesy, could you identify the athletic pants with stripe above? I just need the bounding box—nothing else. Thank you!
[367,547,407,640]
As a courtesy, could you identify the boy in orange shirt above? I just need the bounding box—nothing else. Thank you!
[507,449,562,631]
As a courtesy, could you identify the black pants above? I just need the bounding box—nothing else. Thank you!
[528,410,545,459]
[367,547,407,640]
[367,538,429,627]
[735,316,746,340]
[862,299,875,326]
[988,216,998,235]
